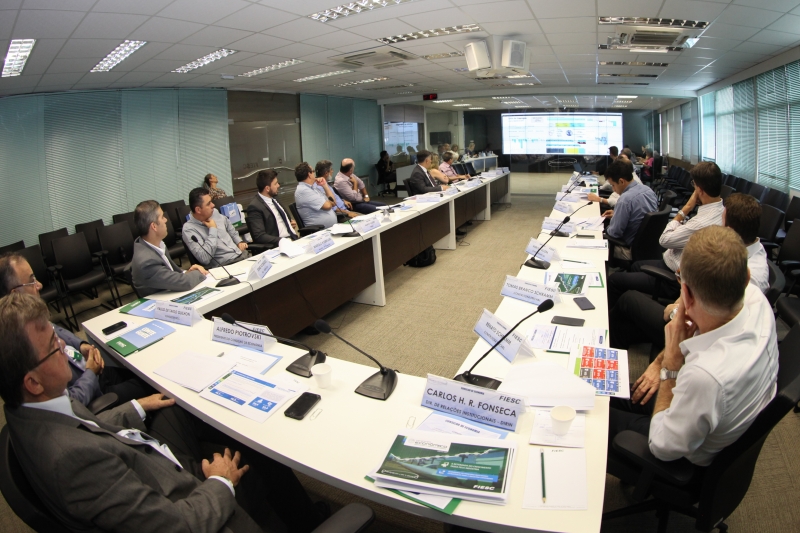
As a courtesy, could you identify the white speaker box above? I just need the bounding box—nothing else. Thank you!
[501,40,527,69]
[464,41,491,72]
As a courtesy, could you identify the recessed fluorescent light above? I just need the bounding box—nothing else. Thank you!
[600,61,669,67]
[599,73,658,78]
[90,40,146,72]
[2,39,35,77]
[598,17,708,29]
[617,95,638,98]
[453,104,471,107]
[309,0,416,23]
[294,70,353,82]
[396,91,414,94]
[432,99,454,103]
[515,105,531,108]
[239,59,304,77]
[334,76,388,87]
[173,49,236,73]
[512,82,538,86]
[468,107,485,110]
[377,24,481,44]
[423,52,465,60]
[629,48,669,54]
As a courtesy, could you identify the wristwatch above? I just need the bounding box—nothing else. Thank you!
[660,367,680,381]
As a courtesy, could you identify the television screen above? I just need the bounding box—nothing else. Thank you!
[429,131,452,145]
[384,122,419,153]
[501,113,623,156]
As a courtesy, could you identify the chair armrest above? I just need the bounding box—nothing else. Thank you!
[613,431,695,488]
[780,260,800,272]
[300,225,324,237]
[605,234,627,248]
[247,243,269,254]
[311,503,375,533]
[640,265,677,283]
[761,241,779,255]
[87,392,119,415]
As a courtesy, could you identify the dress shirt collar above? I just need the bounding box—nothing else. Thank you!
[143,238,167,255]
[680,285,752,357]
[746,238,762,257]
[417,164,429,174]
[619,180,640,196]
[696,199,724,214]
[258,191,275,205]
[22,391,90,421]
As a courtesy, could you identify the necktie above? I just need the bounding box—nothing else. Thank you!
[426,171,436,188]
[272,199,297,239]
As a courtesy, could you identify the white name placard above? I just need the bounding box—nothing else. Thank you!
[310,232,335,254]
[211,317,277,352]
[473,309,536,363]
[525,237,559,263]
[154,301,200,326]
[422,374,524,431]
[542,217,576,234]
[350,215,381,235]
[247,253,272,281]
[501,275,560,306]
[553,201,573,214]
[558,193,582,203]
[417,194,442,203]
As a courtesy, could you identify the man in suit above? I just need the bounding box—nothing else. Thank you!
[407,150,450,196]
[132,200,208,297]
[245,169,298,248]
[0,292,328,533]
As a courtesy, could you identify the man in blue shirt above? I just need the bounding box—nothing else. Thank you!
[294,162,338,228]
[603,158,658,260]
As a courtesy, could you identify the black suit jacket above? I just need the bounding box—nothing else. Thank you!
[245,194,296,248]
[407,165,442,195]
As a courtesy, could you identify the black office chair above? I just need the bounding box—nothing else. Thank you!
[287,203,324,236]
[75,219,105,266]
[719,185,733,201]
[723,174,736,187]
[112,212,138,239]
[747,182,766,203]
[765,259,785,308]
[605,206,671,271]
[776,196,800,242]
[464,162,478,177]
[97,222,135,281]
[161,199,187,234]
[18,244,62,312]
[733,177,751,194]
[163,217,186,267]
[763,188,789,213]
[0,240,25,255]
[757,204,785,256]
[38,227,68,267]
[657,190,677,212]
[604,322,800,533]
[776,294,800,328]
[176,204,191,229]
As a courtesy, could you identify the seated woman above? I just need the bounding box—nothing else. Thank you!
[376,150,397,195]
[642,148,654,179]
[203,173,228,200]
[429,154,457,185]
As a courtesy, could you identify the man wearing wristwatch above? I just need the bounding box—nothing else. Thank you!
[607,227,778,467]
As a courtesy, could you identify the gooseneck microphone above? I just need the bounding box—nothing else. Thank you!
[314,319,398,400]
[525,201,593,270]
[455,299,555,390]
[220,313,326,377]
[190,235,240,288]
[550,200,594,238]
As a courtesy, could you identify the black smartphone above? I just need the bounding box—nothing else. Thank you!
[551,315,586,327]
[574,297,596,311]
[102,321,127,336]
[575,234,595,239]
[284,392,321,420]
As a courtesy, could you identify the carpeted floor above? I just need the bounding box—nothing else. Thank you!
[1,190,798,532]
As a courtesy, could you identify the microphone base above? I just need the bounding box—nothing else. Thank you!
[216,277,240,288]
[550,230,570,238]
[338,231,360,238]
[355,369,398,400]
[523,258,551,270]
[286,350,327,378]
[453,372,502,390]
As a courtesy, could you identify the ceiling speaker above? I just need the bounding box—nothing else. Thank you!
[464,41,491,72]
[501,40,527,69]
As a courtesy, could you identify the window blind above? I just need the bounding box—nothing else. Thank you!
[700,92,715,161]
[756,68,788,192]
[716,87,735,175]
[681,102,692,162]
[732,79,756,181]
[787,60,800,191]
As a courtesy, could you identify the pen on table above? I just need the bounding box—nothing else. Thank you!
[563,259,590,265]
[215,352,225,358]
[540,448,547,503]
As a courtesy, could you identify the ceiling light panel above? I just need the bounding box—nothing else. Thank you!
[357,83,416,91]
[377,24,481,44]
[309,0,415,23]
[598,73,659,78]
[432,99,454,103]
[2,39,35,77]
[599,61,669,67]
[453,104,471,106]
[618,95,638,98]
[598,17,708,29]
[334,76,388,87]
[294,70,353,82]
[239,59,304,77]
[90,40,146,72]
[422,52,464,60]
[468,107,485,110]
[173,49,237,73]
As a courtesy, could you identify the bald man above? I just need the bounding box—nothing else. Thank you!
[333,159,385,214]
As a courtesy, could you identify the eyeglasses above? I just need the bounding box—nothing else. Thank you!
[11,275,38,292]
[30,329,66,371]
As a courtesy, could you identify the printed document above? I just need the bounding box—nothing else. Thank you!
[200,369,297,423]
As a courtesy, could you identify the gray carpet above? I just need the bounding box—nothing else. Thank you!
[1,193,798,532]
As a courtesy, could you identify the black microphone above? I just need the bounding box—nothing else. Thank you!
[550,201,594,237]
[220,313,326,378]
[454,299,555,390]
[556,176,583,201]
[314,319,397,400]
[190,235,240,288]
[525,201,593,269]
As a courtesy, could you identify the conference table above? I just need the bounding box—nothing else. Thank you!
[83,172,612,533]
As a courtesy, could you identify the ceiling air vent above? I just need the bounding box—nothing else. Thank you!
[330,45,419,68]
[600,17,706,51]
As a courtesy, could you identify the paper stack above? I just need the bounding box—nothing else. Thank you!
[497,361,596,411]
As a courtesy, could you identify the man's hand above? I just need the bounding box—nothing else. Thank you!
[237,242,248,252]
[587,193,601,203]
[290,219,298,230]
[188,264,208,275]
[137,393,176,412]
[602,209,614,218]
[202,218,216,229]
[344,200,353,210]
[346,211,358,219]
[680,190,698,218]
[202,448,249,487]
[85,346,105,375]
[631,360,661,405]
[350,176,358,189]
[442,185,450,190]
[663,301,695,370]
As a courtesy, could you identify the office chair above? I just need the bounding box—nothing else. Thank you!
[38,227,68,267]
[75,219,105,266]
[757,204,785,256]
[776,197,800,241]
[160,199,187,234]
[657,190,677,212]
[762,188,789,213]
[163,217,186,267]
[287,203,324,236]
[718,185,733,201]
[764,260,785,308]
[18,244,62,312]
[97,222,135,281]
[605,206,671,271]
[112,211,138,239]
[604,322,800,532]
[0,240,25,255]
[747,183,766,203]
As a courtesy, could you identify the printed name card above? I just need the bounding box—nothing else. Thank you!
[310,232,335,254]
[422,375,524,431]
[501,275,560,306]
[525,237,560,263]
[542,217,576,234]
[350,215,382,235]
[558,193,582,203]
[553,201,573,214]
[417,194,442,203]
[212,317,276,352]
[443,186,459,196]
[154,301,200,326]
[247,253,272,281]
[473,309,536,363]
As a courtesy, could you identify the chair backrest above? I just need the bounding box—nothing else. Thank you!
[160,200,187,230]
[213,195,236,210]
[112,212,137,239]
[763,189,789,213]
[453,162,467,175]
[465,162,477,176]
[733,177,751,194]
[97,222,135,266]
[784,197,800,231]
[74,219,105,255]
[17,245,52,291]
[724,174,736,187]
[765,260,785,307]
[403,177,419,197]
[38,228,68,267]
[51,233,94,280]
[757,204,784,242]
[719,185,734,200]
[0,426,70,533]
[747,183,766,203]
[630,206,671,264]
[777,218,800,264]
[289,203,306,229]
[0,240,25,255]
[658,190,676,211]
[652,156,663,179]
[163,217,178,247]
[695,323,800,531]
[176,205,192,228]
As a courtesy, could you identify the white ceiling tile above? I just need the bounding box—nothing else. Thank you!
[91,0,172,15]
[18,38,65,74]
[527,0,596,19]
[22,0,94,10]
[598,0,663,17]
[459,1,533,24]
[46,57,98,73]
[327,0,454,29]
[302,30,370,49]
[398,8,476,31]
[734,41,785,55]
[227,33,292,53]
[269,42,326,58]
[766,13,800,34]
[57,38,120,58]
[541,17,596,33]
[38,71,84,85]
[0,10,18,40]
[552,44,596,55]
[716,5,783,28]
[478,20,543,35]
[0,74,40,94]
[134,59,188,72]
[129,17,206,42]
[35,84,78,92]
[694,36,742,51]
[77,70,126,83]
[701,22,760,40]
[71,13,150,39]
[231,53,287,67]
[658,0,728,21]
[294,50,338,63]
[181,26,252,47]
[12,9,85,38]
[0,0,23,8]
[749,30,800,46]
[158,0,251,25]
[267,0,357,17]
[155,44,217,61]
[267,16,340,41]
[734,0,800,12]
[546,33,597,45]
[215,4,298,32]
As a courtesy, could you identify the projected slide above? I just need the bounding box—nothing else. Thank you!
[502,113,623,156]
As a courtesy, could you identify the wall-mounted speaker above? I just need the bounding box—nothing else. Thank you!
[501,40,527,69]
[464,41,491,72]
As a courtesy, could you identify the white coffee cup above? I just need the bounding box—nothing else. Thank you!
[311,363,332,389]
[550,405,577,436]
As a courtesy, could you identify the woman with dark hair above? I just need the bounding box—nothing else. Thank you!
[203,173,227,200]
[377,150,396,195]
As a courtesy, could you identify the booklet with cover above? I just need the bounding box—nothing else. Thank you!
[544,272,586,295]
[118,298,156,318]
[108,320,176,357]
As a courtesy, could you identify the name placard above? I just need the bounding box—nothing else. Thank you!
[211,317,277,352]
[310,232,335,254]
[501,275,560,306]
[473,309,536,364]
[542,217,576,234]
[422,375,524,431]
[416,194,442,203]
[154,301,200,326]
[525,237,559,263]
[350,215,381,235]
[442,186,459,196]
[557,193,582,203]
[247,253,272,281]
[553,201,573,214]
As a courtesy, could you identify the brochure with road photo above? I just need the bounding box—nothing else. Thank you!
[544,273,587,295]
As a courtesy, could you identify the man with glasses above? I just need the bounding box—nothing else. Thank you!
[0,253,151,405]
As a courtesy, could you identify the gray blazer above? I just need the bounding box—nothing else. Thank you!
[131,237,205,297]
[4,400,241,533]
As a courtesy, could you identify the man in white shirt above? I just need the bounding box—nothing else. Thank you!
[608,161,725,306]
[608,226,778,467]
[246,169,299,248]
